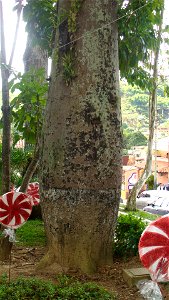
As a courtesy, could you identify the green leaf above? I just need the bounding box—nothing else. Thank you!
[11,67,48,144]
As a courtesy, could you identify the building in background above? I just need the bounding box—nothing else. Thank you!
[122,136,169,199]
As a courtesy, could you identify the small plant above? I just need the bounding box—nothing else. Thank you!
[113,213,147,258]
[56,274,74,287]
[68,0,82,33]
[0,277,117,299]
[62,52,76,85]
[0,273,8,284]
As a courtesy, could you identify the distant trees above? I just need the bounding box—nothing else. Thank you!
[121,81,169,153]
[123,128,147,150]
[121,82,169,132]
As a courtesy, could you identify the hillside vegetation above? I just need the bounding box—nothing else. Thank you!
[121,82,169,150]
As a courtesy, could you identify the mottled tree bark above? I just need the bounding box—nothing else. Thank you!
[40,0,122,274]
[23,36,48,74]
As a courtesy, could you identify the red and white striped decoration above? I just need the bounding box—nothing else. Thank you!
[26,182,40,206]
[139,215,169,281]
[0,192,32,229]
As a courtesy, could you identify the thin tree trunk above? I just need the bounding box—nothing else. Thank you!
[23,41,48,74]
[0,0,23,261]
[126,8,164,211]
[8,2,23,67]
[19,145,39,193]
[0,0,11,194]
[40,0,122,274]
[0,0,12,260]
[1,0,23,193]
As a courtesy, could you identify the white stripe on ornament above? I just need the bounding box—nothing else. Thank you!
[139,245,164,256]
[2,195,8,206]
[146,225,169,239]
[21,208,31,214]
[20,215,25,224]
[9,216,16,226]
[19,199,29,205]
[0,208,8,212]
[149,256,162,274]
[13,192,21,202]
[0,215,8,221]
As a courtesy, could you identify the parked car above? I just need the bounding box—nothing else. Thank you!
[143,196,169,215]
[136,190,169,209]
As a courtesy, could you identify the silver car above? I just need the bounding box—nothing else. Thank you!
[143,197,169,215]
[136,190,169,209]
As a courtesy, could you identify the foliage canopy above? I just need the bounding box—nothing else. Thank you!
[23,0,165,89]
[118,0,165,89]
[23,0,57,55]
[0,144,33,191]
[10,68,48,144]
[121,82,169,134]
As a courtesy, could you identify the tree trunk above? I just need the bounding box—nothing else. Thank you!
[125,8,164,211]
[40,0,122,274]
[23,37,48,74]
[0,0,11,194]
[0,0,22,260]
[19,144,39,193]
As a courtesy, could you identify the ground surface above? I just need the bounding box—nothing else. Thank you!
[0,245,146,299]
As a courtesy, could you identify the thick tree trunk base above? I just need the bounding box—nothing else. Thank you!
[37,251,68,274]
[39,188,119,274]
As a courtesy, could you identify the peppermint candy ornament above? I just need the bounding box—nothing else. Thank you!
[0,191,32,229]
[26,182,40,206]
[139,215,169,281]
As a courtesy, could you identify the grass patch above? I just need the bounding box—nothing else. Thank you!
[131,209,159,221]
[0,276,117,300]
[119,204,159,221]
[16,219,46,247]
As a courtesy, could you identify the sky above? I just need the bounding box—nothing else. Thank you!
[1,0,27,74]
[1,0,169,78]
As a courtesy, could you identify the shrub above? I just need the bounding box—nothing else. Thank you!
[0,276,117,300]
[0,277,56,300]
[113,213,147,258]
[0,145,35,192]
[145,174,154,190]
